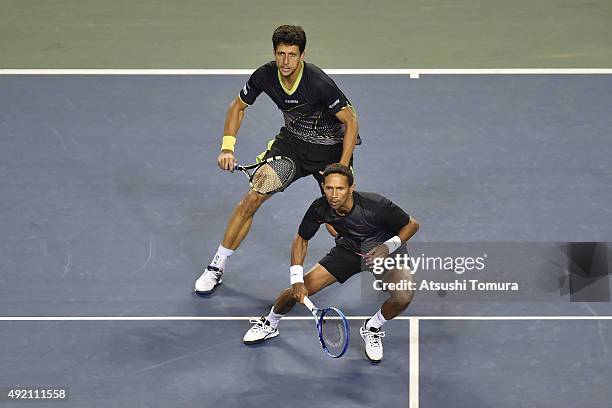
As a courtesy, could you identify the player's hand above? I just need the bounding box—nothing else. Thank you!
[290,282,308,304]
[218,150,237,171]
[364,244,390,265]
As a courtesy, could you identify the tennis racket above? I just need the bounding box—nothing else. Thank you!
[234,156,296,195]
[303,296,350,358]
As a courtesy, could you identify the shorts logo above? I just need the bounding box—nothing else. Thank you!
[243,84,248,95]
[329,99,340,109]
[285,99,299,104]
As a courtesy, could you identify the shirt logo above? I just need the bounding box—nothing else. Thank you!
[285,99,299,104]
[242,84,248,95]
[329,99,340,109]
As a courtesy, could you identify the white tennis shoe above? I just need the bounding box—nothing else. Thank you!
[360,323,385,362]
[243,317,280,345]
[194,266,223,294]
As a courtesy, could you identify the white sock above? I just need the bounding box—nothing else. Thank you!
[266,306,284,329]
[210,245,234,269]
[366,309,388,330]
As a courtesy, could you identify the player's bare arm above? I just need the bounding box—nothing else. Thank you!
[218,96,248,171]
[335,107,359,166]
[325,223,339,237]
[398,217,420,242]
[365,217,420,262]
[290,233,309,303]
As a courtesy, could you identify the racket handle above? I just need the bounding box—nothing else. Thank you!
[303,296,315,312]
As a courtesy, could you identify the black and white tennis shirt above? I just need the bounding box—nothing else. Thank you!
[298,191,411,253]
[238,61,361,146]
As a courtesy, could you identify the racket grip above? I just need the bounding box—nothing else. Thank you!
[303,296,315,312]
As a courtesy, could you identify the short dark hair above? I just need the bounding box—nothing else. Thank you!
[323,163,354,186]
[272,25,306,54]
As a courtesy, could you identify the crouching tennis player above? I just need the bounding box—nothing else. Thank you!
[243,164,419,362]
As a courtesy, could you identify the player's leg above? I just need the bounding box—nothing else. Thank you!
[379,266,415,319]
[243,245,359,344]
[193,190,269,294]
[271,263,338,314]
[195,134,302,294]
[243,263,337,345]
[222,131,308,251]
[361,265,414,362]
[222,189,270,249]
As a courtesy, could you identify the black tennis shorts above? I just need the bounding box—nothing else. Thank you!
[258,130,353,192]
[318,246,364,284]
[318,244,410,284]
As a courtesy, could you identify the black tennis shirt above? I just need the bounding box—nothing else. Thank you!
[298,192,411,254]
[238,61,360,146]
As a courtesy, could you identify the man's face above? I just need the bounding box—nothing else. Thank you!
[323,174,353,210]
[274,43,304,78]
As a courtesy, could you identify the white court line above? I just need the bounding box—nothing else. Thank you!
[409,317,419,408]
[1,315,611,321]
[1,69,612,75]
[416,316,612,320]
[3,314,610,408]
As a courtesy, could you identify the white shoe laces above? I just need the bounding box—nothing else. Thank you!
[361,327,385,347]
[249,317,274,333]
[201,268,222,281]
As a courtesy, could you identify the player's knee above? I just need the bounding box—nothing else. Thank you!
[390,290,413,310]
[304,280,318,295]
[303,275,314,292]
[280,287,295,302]
[278,287,297,305]
[304,272,330,295]
[238,191,266,217]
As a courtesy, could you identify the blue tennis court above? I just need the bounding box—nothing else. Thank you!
[1,73,611,407]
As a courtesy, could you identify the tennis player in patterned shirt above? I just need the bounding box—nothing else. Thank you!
[195,25,360,294]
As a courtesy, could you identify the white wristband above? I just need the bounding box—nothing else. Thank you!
[384,235,402,254]
[290,265,304,285]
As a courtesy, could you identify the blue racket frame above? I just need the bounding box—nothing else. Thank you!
[317,307,350,358]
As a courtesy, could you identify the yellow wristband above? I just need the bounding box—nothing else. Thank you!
[221,135,236,152]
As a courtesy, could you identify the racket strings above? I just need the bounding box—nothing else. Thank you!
[320,310,348,356]
[251,159,295,194]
